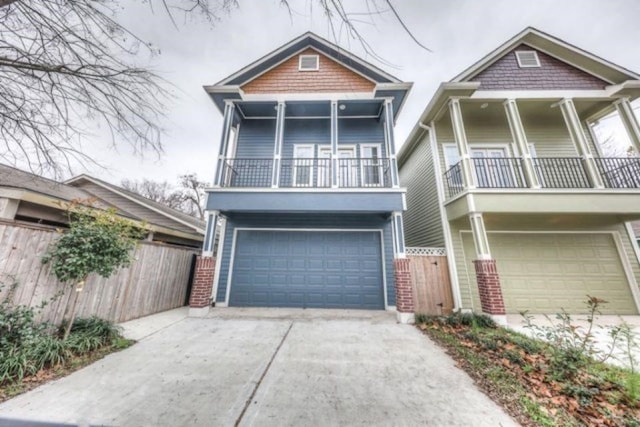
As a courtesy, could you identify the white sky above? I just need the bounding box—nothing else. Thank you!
[74,0,640,185]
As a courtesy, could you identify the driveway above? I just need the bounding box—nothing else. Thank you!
[0,308,517,426]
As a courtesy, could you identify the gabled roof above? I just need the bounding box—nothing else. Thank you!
[66,175,205,233]
[453,27,640,85]
[215,31,401,87]
[0,163,92,202]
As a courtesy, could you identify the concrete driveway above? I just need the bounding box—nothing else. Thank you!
[0,308,517,427]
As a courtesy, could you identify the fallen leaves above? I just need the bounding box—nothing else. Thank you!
[417,322,640,426]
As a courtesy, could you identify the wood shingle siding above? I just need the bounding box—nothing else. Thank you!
[399,131,444,247]
[470,45,608,90]
[241,48,376,94]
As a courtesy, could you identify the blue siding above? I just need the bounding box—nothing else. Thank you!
[235,120,276,158]
[207,190,404,213]
[282,119,330,157]
[234,117,388,159]
[215,213,396,307]
[338,118,387,157]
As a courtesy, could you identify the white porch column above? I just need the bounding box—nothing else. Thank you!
[614,98,640,154]
[331,100,339,188]
[558,99,604,188]
[0,198,19,220]
[391,211,406,259]
[469,213,491,260]
[271,101,286,188]
[503,99,541,188]
[214,101,236,187]
[383,99,400,188]
[448,98,476,189]
[202,210,219,256]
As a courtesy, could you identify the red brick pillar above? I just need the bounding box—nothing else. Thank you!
[394,258,414,323]
[473,259,506,315]
[189,256,215,315]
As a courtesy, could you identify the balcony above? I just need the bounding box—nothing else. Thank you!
[207,157,404,214]
[219,157,393,188]
[444,157,640,197]
[442,156,640,219]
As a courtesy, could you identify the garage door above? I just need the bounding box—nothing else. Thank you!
[462,233,638,314]
[229,230,385,309]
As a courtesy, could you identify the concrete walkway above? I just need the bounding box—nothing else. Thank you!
[0,308,517,427]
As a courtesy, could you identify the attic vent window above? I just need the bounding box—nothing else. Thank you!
[299,54,319,71]
[515,50,540,68]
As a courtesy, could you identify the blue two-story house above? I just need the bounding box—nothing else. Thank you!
[189,33,414,321]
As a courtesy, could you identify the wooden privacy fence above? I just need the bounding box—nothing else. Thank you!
[407,247,454,316]
[0,221,198,324]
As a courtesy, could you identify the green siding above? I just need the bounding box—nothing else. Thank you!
[399,131,444,247]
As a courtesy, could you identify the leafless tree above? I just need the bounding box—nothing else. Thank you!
[0,0,426,176]
[121,178,184,208]
[121,172,207,219]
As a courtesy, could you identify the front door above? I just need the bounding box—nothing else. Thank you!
[318,147,357,187]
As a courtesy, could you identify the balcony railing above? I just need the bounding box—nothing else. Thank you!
[444,163,464,199]
[594,157,640,189]
[533,157,590,188]
[442,156,640,198]
[219,157,392,188]
[472,157,527,189]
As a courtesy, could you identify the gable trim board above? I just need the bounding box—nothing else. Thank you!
[215,32,400,87]
[452,27,640,85]
[67,175,204,234]
[222,227,389,309]
[457,229,640,314]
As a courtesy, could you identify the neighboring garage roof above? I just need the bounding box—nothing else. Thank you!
[66,175,205,235]
[0,164,95,203]
[0,164,204,241]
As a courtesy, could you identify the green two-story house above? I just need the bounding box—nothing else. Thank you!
[399,28,640,322]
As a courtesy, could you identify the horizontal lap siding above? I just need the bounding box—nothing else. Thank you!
[399,131,444,247]
[520,113,578,157]
[235,120,276,158]
[435,109,584,174]
[215,213,395,306]
[338,119,387,157]
[282,119,330,157]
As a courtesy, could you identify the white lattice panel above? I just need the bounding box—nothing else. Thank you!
[406,247,446,256]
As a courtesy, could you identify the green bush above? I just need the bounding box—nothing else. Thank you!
[0,297,125,384]
[445,311,497,329]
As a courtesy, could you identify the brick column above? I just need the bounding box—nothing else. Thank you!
[473,259,506,316]
[394,258,414,323]
[189,256,215,317]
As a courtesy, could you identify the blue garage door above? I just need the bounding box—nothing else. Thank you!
[229,230,385,309]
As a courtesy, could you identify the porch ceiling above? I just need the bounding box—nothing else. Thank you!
[235,99,384,119]
[452,98,613,123]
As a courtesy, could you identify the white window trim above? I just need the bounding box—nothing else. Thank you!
[293,144,315,187]
[442,143,460,170]
[360,143,384,187]
[515,50,541,68]
[298,54,319,71]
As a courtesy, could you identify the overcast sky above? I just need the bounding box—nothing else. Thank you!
[76,0,640,186]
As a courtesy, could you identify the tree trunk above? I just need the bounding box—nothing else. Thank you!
[62,279,86,340]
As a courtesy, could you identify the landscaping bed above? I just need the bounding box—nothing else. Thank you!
[0,303,133,403]
[416,311,640,426]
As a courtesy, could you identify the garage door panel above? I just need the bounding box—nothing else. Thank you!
[463,233,637,314]
[229,230,384,309]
